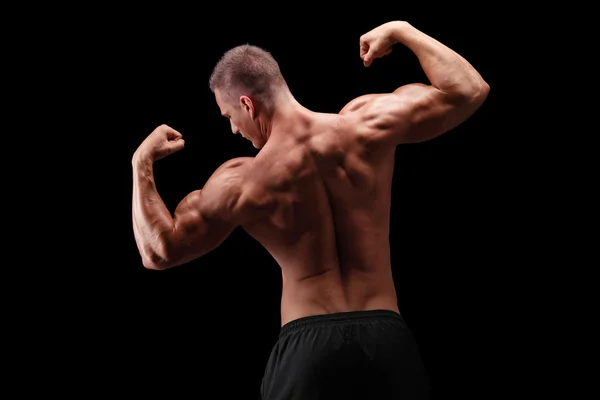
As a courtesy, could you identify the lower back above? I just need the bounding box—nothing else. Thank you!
[279,267,400,326]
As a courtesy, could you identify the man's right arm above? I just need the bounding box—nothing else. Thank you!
[352,21,490,145]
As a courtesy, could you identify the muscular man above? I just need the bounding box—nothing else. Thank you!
[132,20,489,400]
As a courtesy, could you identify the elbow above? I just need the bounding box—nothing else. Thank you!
[469,80,490,104]
[476,80,490,101]
[141,255,166,270]
[451,81,489,110]
[140,241,173,271]
[452,79,490,105]
[468,81,490,112]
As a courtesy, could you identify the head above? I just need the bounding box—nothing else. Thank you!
[209,44,289,149]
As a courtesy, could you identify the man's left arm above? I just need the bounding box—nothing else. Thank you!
[132,124,258,270]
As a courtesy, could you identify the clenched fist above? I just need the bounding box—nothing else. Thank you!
[133,124,185,163]
[360,21,404,67]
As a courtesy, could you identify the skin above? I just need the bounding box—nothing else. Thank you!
[132,21,490,326]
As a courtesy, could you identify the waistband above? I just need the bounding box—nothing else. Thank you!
[280,309,404,337]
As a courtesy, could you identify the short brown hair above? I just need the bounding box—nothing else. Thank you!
[209,44,287,108]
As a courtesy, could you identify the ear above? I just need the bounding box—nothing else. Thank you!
[239,96,255,119]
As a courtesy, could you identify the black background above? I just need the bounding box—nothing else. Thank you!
[41,6,498,398]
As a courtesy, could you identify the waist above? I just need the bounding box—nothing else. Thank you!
[279,308,403,337]
[280,294,399,327]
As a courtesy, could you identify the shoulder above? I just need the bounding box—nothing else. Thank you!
[337,93,405,148]
[202,157,272,224]
[337,85,439,146]
[339,94,381,115]
[338,93,403,131]
[339,84,432,119]
[200,157,251,207]
[205,157,256,191]
[203,157,255,202]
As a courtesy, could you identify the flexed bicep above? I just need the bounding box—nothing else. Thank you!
[354,21,489,146]
[161,157,267,268]
[159,189,235,267]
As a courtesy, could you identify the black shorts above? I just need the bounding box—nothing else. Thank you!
[260,309,431,400]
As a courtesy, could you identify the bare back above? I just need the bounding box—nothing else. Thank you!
[243,97,400,326]
[134,22,488,331]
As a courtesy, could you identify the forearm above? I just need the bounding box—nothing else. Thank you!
[132,154,174,268]
[390,22,489,96]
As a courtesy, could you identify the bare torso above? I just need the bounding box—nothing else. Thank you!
[134,22,489,328]
[242,98,400,326]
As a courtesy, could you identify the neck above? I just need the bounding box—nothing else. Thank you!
[259,91,311,143]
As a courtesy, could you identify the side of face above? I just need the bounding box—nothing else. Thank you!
[215,89,265,149]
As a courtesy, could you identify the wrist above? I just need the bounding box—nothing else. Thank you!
[132,150,154,168]
[387,21,412,43]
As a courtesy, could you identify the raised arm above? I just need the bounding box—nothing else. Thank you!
[132,125,263,270]
[344,21,489,145]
